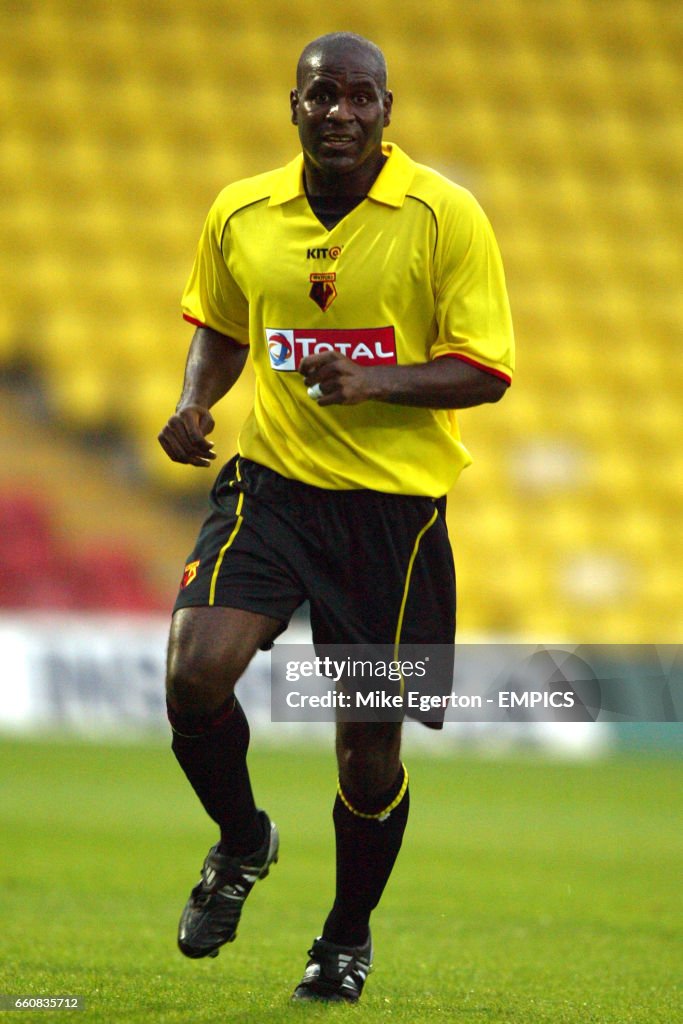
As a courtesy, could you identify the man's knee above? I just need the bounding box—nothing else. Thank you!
[166,629,237,716]
[336,722,402,800]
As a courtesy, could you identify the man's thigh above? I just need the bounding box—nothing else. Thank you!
[173,479,305,625]
[166,606,283,712]
[309,493,455,646]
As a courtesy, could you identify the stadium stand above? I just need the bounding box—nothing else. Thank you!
[1,0,681,638]
[0,388,198,611]
[0,488,165,611]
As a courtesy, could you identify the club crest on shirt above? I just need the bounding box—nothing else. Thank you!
[309,272,337,312]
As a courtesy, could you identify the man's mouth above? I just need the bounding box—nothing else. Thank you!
[321,134,357,148]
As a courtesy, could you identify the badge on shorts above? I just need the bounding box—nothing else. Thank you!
[181,560,200,588]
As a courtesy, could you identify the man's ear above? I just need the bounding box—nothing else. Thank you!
[290,89,299,125]
[383,90,394,128]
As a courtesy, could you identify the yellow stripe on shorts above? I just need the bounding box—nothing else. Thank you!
[208,491,244,606]
[393,507,438,696]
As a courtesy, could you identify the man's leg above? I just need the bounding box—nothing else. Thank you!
[292,720,407,1002]
[324,720,407,944]
[166,605,282,957]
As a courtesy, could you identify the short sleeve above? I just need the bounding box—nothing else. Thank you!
[181,198,250,346]
[430,190,514,384]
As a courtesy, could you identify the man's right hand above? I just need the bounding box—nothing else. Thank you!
[158,404,217,467]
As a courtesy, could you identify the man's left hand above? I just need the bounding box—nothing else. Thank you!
[300,351,375,406]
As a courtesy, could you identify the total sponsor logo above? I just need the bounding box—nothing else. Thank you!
[266,328,397,371]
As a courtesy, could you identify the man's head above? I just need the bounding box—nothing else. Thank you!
[291,32,393,192]
[295,32,388,92]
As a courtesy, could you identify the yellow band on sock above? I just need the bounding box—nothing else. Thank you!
[337,764,409,821]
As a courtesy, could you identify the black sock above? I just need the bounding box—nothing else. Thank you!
[168,695,263,856]
[322,764,409,946]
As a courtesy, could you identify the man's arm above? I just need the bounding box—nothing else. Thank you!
[300,351,508,409]
[158,326,249,466]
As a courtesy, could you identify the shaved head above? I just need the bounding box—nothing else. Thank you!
[296,32,388,92]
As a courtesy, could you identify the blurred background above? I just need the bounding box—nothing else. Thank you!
[0,0,681,746]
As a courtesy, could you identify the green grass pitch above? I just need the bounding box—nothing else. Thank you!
[0,736,681,1023]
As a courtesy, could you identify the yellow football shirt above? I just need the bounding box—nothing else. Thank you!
[181,143,514,496]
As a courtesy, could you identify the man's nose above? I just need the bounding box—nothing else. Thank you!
[327,96,354,120]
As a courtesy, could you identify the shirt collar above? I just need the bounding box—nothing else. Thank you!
[368,143,416,207]
[267,142,415,209]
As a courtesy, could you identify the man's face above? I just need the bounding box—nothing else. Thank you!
[291,46,392,184]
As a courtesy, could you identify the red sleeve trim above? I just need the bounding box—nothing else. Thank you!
[182,314,248,347]
[435,353,512,385]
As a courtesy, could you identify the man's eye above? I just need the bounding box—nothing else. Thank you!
[312,92,330,104]
[353,94,370,105]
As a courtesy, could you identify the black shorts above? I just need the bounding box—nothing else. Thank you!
[174,455,456,648]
